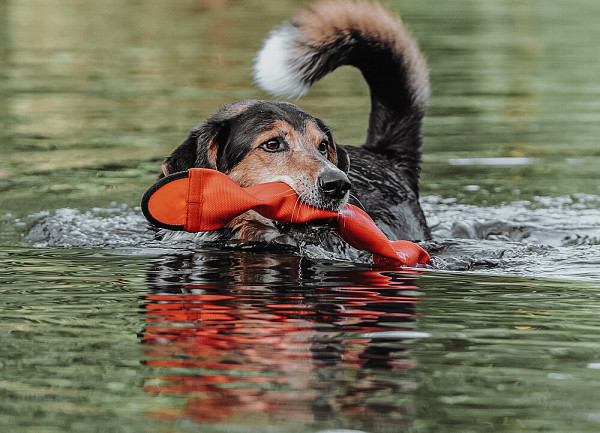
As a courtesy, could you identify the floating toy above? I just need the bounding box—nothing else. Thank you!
[141,168,430,268]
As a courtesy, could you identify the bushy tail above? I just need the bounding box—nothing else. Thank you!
[253,0,430,168]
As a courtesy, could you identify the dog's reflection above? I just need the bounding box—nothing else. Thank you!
[141,249,422,428]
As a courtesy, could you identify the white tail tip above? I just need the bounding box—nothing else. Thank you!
[253,24,310,99]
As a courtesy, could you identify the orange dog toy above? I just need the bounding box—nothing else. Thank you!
[141,168,430,268]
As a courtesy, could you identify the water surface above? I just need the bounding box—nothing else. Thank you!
[3,248,600,432]
[2,0,600,432]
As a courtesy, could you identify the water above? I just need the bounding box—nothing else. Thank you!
[2,0,600,432]
[3,248,600,432]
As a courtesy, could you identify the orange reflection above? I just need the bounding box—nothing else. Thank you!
[141,268,420,427]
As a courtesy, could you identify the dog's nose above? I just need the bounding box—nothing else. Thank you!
[318,170,351,199]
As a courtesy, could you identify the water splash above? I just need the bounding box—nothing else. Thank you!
[25,204,154,248]
[422,194,600,280]
[22,195,600,281]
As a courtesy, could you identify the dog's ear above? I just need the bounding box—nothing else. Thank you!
[160,113,236,178]
[161,122,225,177]
[335,144,350,174]
[160,101,261,177]
[161,129,208,177]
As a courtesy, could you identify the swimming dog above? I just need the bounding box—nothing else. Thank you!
[158,0,431,246]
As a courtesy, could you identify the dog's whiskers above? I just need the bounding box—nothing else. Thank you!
[268,187,296,198]
[338,212,347,230]
[291,193,306,223]
[349,193,366,211]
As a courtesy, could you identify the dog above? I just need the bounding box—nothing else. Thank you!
[157,0,431,248]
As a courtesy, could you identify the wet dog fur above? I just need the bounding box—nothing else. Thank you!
[158,0,431,246]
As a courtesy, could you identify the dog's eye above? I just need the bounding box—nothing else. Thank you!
[318,140,329,155]
[260,137,287,152]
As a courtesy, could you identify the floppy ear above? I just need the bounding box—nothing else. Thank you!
[335,144,350,174]
[161,129,205,177]
[160,112,235,178]
[161,123,224,177]
[160,101,262,178]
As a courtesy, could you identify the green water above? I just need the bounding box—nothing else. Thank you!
[3,248,600,432]
[2,0,599,226]
[2,0,600,432]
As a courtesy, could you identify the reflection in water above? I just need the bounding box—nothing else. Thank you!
[141,251,424,429]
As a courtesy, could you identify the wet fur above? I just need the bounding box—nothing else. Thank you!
[158,0,431,245]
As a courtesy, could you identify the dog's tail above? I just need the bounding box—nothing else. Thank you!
[253,0,429,168]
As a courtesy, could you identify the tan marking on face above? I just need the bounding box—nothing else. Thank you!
[304,120,337,166]
[227,119,345,211]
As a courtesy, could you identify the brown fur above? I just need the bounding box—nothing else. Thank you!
[223,100,260,117]
[228,120,339,207]
[295,0,429,110]
[223,118,349,241]
[227,210,280,243]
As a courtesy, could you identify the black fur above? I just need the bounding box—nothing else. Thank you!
[161,100,350,177]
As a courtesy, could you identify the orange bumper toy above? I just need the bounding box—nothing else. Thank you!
[141,168,430,268]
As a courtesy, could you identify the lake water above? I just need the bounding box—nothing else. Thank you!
[2,0,600,432]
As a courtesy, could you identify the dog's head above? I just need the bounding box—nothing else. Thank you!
[160,100,351,242]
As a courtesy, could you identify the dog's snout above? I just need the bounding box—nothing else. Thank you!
[318,170,351,199]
